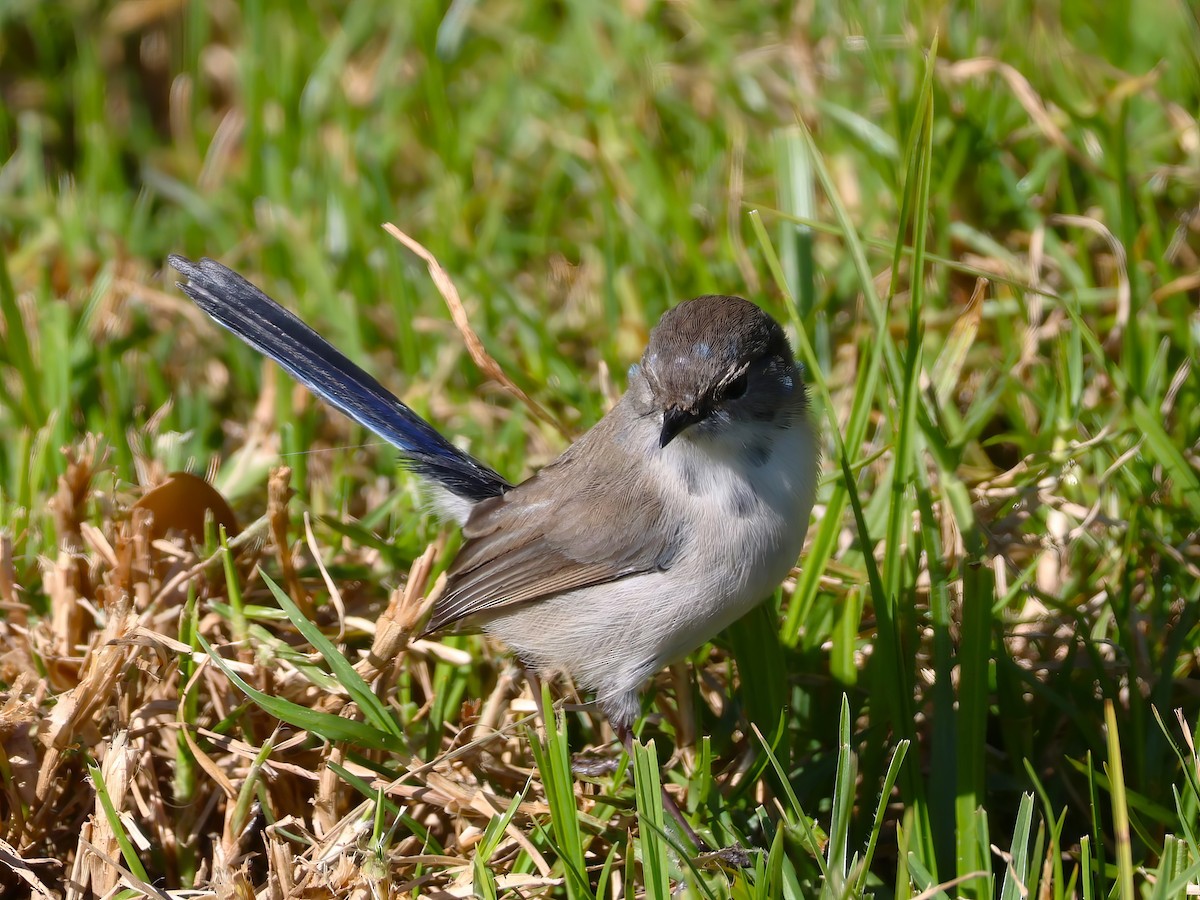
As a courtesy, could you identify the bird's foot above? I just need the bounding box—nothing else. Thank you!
[571,749,622,778]
[695,843,756,869]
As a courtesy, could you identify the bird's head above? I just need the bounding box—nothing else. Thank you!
[634,295,802,448]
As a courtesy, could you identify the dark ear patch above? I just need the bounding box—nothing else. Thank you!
[745,441,771,467]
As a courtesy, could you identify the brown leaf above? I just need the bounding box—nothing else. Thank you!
[135,472,240,544]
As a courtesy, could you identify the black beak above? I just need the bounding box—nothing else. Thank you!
[660,407,704,447]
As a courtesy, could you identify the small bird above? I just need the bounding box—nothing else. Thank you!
[169,255,818,846]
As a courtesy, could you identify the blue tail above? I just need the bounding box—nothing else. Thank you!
[169,256,511,505]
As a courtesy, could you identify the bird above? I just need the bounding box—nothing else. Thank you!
[169,254,819,848]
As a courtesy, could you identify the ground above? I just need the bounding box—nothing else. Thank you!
[0,2,1198,897]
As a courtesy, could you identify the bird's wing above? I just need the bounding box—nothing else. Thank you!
[423,412,680,633]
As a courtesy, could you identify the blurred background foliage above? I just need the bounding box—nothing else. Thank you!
[1,0,1199,896]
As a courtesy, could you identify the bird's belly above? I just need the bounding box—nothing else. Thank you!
[483,417,817,711]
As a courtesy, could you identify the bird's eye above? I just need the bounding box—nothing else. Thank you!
[724,371,749,400]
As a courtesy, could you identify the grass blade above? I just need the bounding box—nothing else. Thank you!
[631,739,671,900]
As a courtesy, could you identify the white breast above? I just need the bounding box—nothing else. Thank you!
[483,414,818,725]
[649,415,818,656]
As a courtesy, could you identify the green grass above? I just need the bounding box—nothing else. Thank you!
[1,1,1199,896]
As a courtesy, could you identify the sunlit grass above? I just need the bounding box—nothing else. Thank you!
[1,1,1198,897]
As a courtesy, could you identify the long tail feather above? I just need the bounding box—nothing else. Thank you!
[169,255,511,504]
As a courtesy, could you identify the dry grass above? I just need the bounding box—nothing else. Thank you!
[0,446,540,895]
[3,1,1200,897]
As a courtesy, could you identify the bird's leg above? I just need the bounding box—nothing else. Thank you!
[523,673,717,856]
[522,670,705,853]
[523,669,618,777]
[617,722,709,853]
[524,668,548,741]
